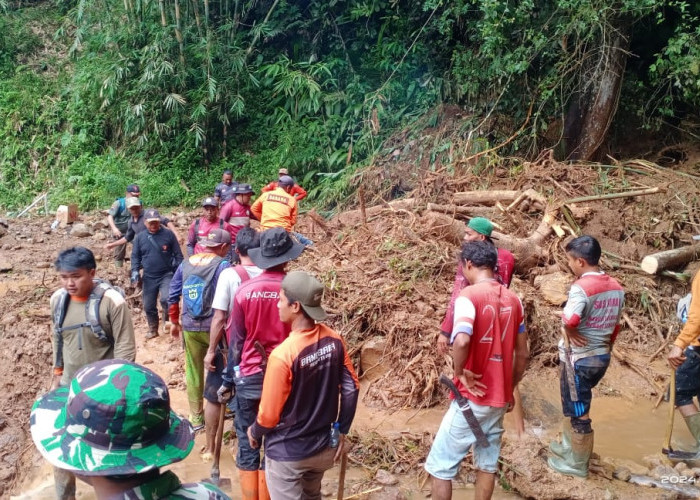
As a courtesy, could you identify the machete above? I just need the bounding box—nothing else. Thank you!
[439,374,489,448]
[561,331,579,402]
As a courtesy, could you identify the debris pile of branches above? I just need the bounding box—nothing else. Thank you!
[296,150,700,409]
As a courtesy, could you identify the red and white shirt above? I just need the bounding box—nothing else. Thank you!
[452,280,525,407]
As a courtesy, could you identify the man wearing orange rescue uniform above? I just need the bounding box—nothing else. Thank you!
[247,271,359,499]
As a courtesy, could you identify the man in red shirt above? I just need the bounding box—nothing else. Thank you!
[437,217,515,354]
[216,227,305,500]
[261,168,307,201]
[186,197,236,256]
[247,271,359,498]
[425,241,529,500]
[220,183,256,244]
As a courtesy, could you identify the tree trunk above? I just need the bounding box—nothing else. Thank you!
[565,26,630,161]
[640,245,700,274]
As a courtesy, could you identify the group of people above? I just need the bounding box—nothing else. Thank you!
[103,169,311,340]
[31,173,700,500]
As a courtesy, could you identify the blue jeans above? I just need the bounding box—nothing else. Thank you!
[292,232,313,247]
[560,353,610,418]
[142,272,173,328]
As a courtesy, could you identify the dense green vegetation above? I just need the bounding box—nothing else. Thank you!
[0,0,698,212]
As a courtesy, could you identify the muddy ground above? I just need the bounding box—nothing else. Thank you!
[2,145,700,499]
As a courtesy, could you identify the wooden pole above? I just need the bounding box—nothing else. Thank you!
[565,187,661,204]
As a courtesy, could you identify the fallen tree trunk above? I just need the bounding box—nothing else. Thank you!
[426,203,496,218]
[640,245,700,275]
[334,198,417,226]
[491,211,557,272]
[452,190,520,206]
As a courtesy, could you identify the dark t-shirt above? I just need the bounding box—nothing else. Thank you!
[131,227,183,278]
[124,212,171,243]
[215,182,237,204]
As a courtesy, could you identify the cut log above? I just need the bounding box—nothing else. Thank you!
[453,190,520,206]
[426,203,496,218]
[333,198,417,226]
[640,245,700,275]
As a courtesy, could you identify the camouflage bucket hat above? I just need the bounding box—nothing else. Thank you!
[30,359,194,476]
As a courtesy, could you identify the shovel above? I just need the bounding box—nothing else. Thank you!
[204,343,232,490]
[207,400,231,489]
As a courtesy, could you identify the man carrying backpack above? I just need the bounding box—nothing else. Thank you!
[216,227,305,500]
[106,184,140,268]
[202,228,262,460]
[131,209,184,339]
[49,246,136,499]
[168,228,232,432]
[187,197,236,256]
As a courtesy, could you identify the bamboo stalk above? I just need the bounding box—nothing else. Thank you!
[174,0,186,65]
[158,0,167,26]
[245,0,281,60]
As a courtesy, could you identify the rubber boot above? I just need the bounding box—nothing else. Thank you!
[547,430,593,478]
[685,413,700,443]
[146,319,159,340]
[669,413,700,463]
[239,470,259,500]
[258,469,270,500]
[549,419,573,458]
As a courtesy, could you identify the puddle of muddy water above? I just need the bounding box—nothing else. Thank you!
[13,349,693,500]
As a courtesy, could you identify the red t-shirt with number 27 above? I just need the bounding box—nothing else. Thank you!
[452,280,525,407]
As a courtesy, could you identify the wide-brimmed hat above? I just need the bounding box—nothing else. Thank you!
[233,183,254,195]
[201,228,231,247]
[278,175,295,187]
[248,227,304,269]
[30,359,194,476]
[282,271,327,321]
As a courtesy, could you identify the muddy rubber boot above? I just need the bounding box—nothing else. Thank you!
[146,320,160,340]
[258,469,270,500]
[669,413,700,464]
[547,430,593,478]
[238,470,258,500]
[549,419,573,458]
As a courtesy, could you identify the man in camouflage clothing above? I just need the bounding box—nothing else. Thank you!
[30,359,231,499]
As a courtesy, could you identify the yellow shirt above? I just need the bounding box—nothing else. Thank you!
[250,187,298,232]
[674,271,700,349]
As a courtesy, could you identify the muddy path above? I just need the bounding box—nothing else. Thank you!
[1,174,700,499]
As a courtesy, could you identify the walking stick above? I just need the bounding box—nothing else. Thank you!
[337,451,348,500]
[662,369,676,454]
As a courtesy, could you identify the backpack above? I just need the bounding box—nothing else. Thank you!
[194,218,224,243]
[182,255,226,320]
[115,197,126,217]
[678,293,692,324]
[53,280,125,369]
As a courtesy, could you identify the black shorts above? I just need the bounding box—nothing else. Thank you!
[675,348,700,407]
[560,353,610,418]
[203,348,225,404]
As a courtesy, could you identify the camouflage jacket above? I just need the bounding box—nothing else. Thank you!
[121,471,231,499]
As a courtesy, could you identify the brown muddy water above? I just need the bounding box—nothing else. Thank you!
[12,353,691,499]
